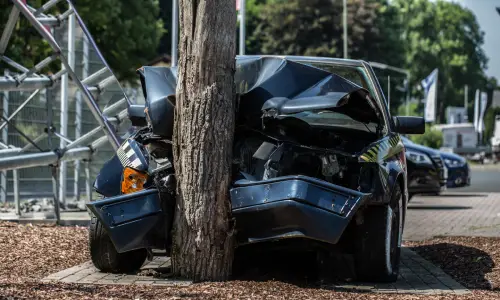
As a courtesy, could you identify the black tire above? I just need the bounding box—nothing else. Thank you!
[354,184,403,283]
[89,213,148,273]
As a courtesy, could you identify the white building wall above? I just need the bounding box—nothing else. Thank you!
[441,127,477,148]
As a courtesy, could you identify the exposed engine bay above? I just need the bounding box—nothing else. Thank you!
[232,124,378,193]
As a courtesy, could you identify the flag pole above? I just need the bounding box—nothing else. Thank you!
[434,70,438,124]
[343,0,348,59]
[464,85,468,122]
[406,73,410,116]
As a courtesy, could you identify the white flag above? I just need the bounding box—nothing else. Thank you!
[478,92,488,133]
[421,69,438,122]
[474,89,480,132]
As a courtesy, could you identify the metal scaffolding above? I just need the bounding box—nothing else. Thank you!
[0,0,133,222]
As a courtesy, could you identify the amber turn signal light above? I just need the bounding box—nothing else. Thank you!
[121,167,148,194]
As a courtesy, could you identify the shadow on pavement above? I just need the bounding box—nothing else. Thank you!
[432,193,488,198]
[408,205,473,210]
[411,243,496,290]
[231,242,356,287]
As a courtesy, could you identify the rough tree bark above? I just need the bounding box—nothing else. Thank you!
[171,0,237,282]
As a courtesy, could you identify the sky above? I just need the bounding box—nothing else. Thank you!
[445,0,500,82]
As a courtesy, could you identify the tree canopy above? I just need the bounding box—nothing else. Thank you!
[391,0,491,123]
[0,0,163,82]
[247,0,496,128]
[252,0,405,66]
[248,0,408,111]
[4,0,497,134]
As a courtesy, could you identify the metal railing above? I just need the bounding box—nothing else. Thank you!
[0,0,139,223]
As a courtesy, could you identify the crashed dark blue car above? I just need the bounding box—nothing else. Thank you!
[87,56,425,283]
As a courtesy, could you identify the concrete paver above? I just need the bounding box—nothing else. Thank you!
[404,192,500,241]
[42,248,469,295]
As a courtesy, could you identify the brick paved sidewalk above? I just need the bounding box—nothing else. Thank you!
[42,248,469,295]
[404,192,500,241]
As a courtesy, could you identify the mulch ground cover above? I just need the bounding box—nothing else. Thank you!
[1,221,500,300]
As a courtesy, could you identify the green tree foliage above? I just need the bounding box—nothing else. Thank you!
[0,0,163,82]
[396,102,442,148]
[392,0,489,123]
[158,0,172,55]
[252,0,405,65]
[249,0,408,110]
[397,102,419,117]
[244,0,268,55]
[252,0,340,57]
[409,124,443,149]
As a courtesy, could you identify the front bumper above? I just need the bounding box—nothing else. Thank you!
[88,175,371,254]
[408,171,443,194]
[446,165,471,188]
[87,189,166,253]
[231,175,371,245]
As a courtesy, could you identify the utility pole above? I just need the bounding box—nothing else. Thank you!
[343,0,348,59]
[387,75,391,111]
[239,0,246,55]
[464,84,468,122]
[171,0,179,67]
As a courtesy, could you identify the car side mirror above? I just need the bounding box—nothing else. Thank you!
[393,116,425,134]
[127,104,148,127]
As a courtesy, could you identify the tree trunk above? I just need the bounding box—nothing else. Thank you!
[171,0,237,282]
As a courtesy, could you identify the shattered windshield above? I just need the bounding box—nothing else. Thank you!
[235,57,383,131]
[290,63,380,131]
[299,62,378,101]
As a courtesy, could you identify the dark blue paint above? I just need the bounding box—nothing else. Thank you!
[93,155,123,197]
[86,189,163,253]
[233,200,360,245]
[401,137,446,194]
[441,152,470,188]
[93,138,151,197]
[230,175,370,245]
[231,175,369,216]
[89,57,413,254]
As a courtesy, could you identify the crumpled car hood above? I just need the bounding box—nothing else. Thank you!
[137,56,382,129]
[236,57,381,125]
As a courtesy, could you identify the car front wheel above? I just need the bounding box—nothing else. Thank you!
[354,184,403,283]
[89,213,147,273]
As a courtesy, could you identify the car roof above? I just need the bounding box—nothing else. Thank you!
[236,55,367,67]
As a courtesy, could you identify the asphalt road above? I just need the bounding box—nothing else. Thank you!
[456,166,500,193]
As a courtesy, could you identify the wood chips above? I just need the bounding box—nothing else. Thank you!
[1,221,500,299]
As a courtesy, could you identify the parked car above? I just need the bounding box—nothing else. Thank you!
[469,151,486,164]
[86,56,425,282]
[440,151,470,188]
[401,137,447,200]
